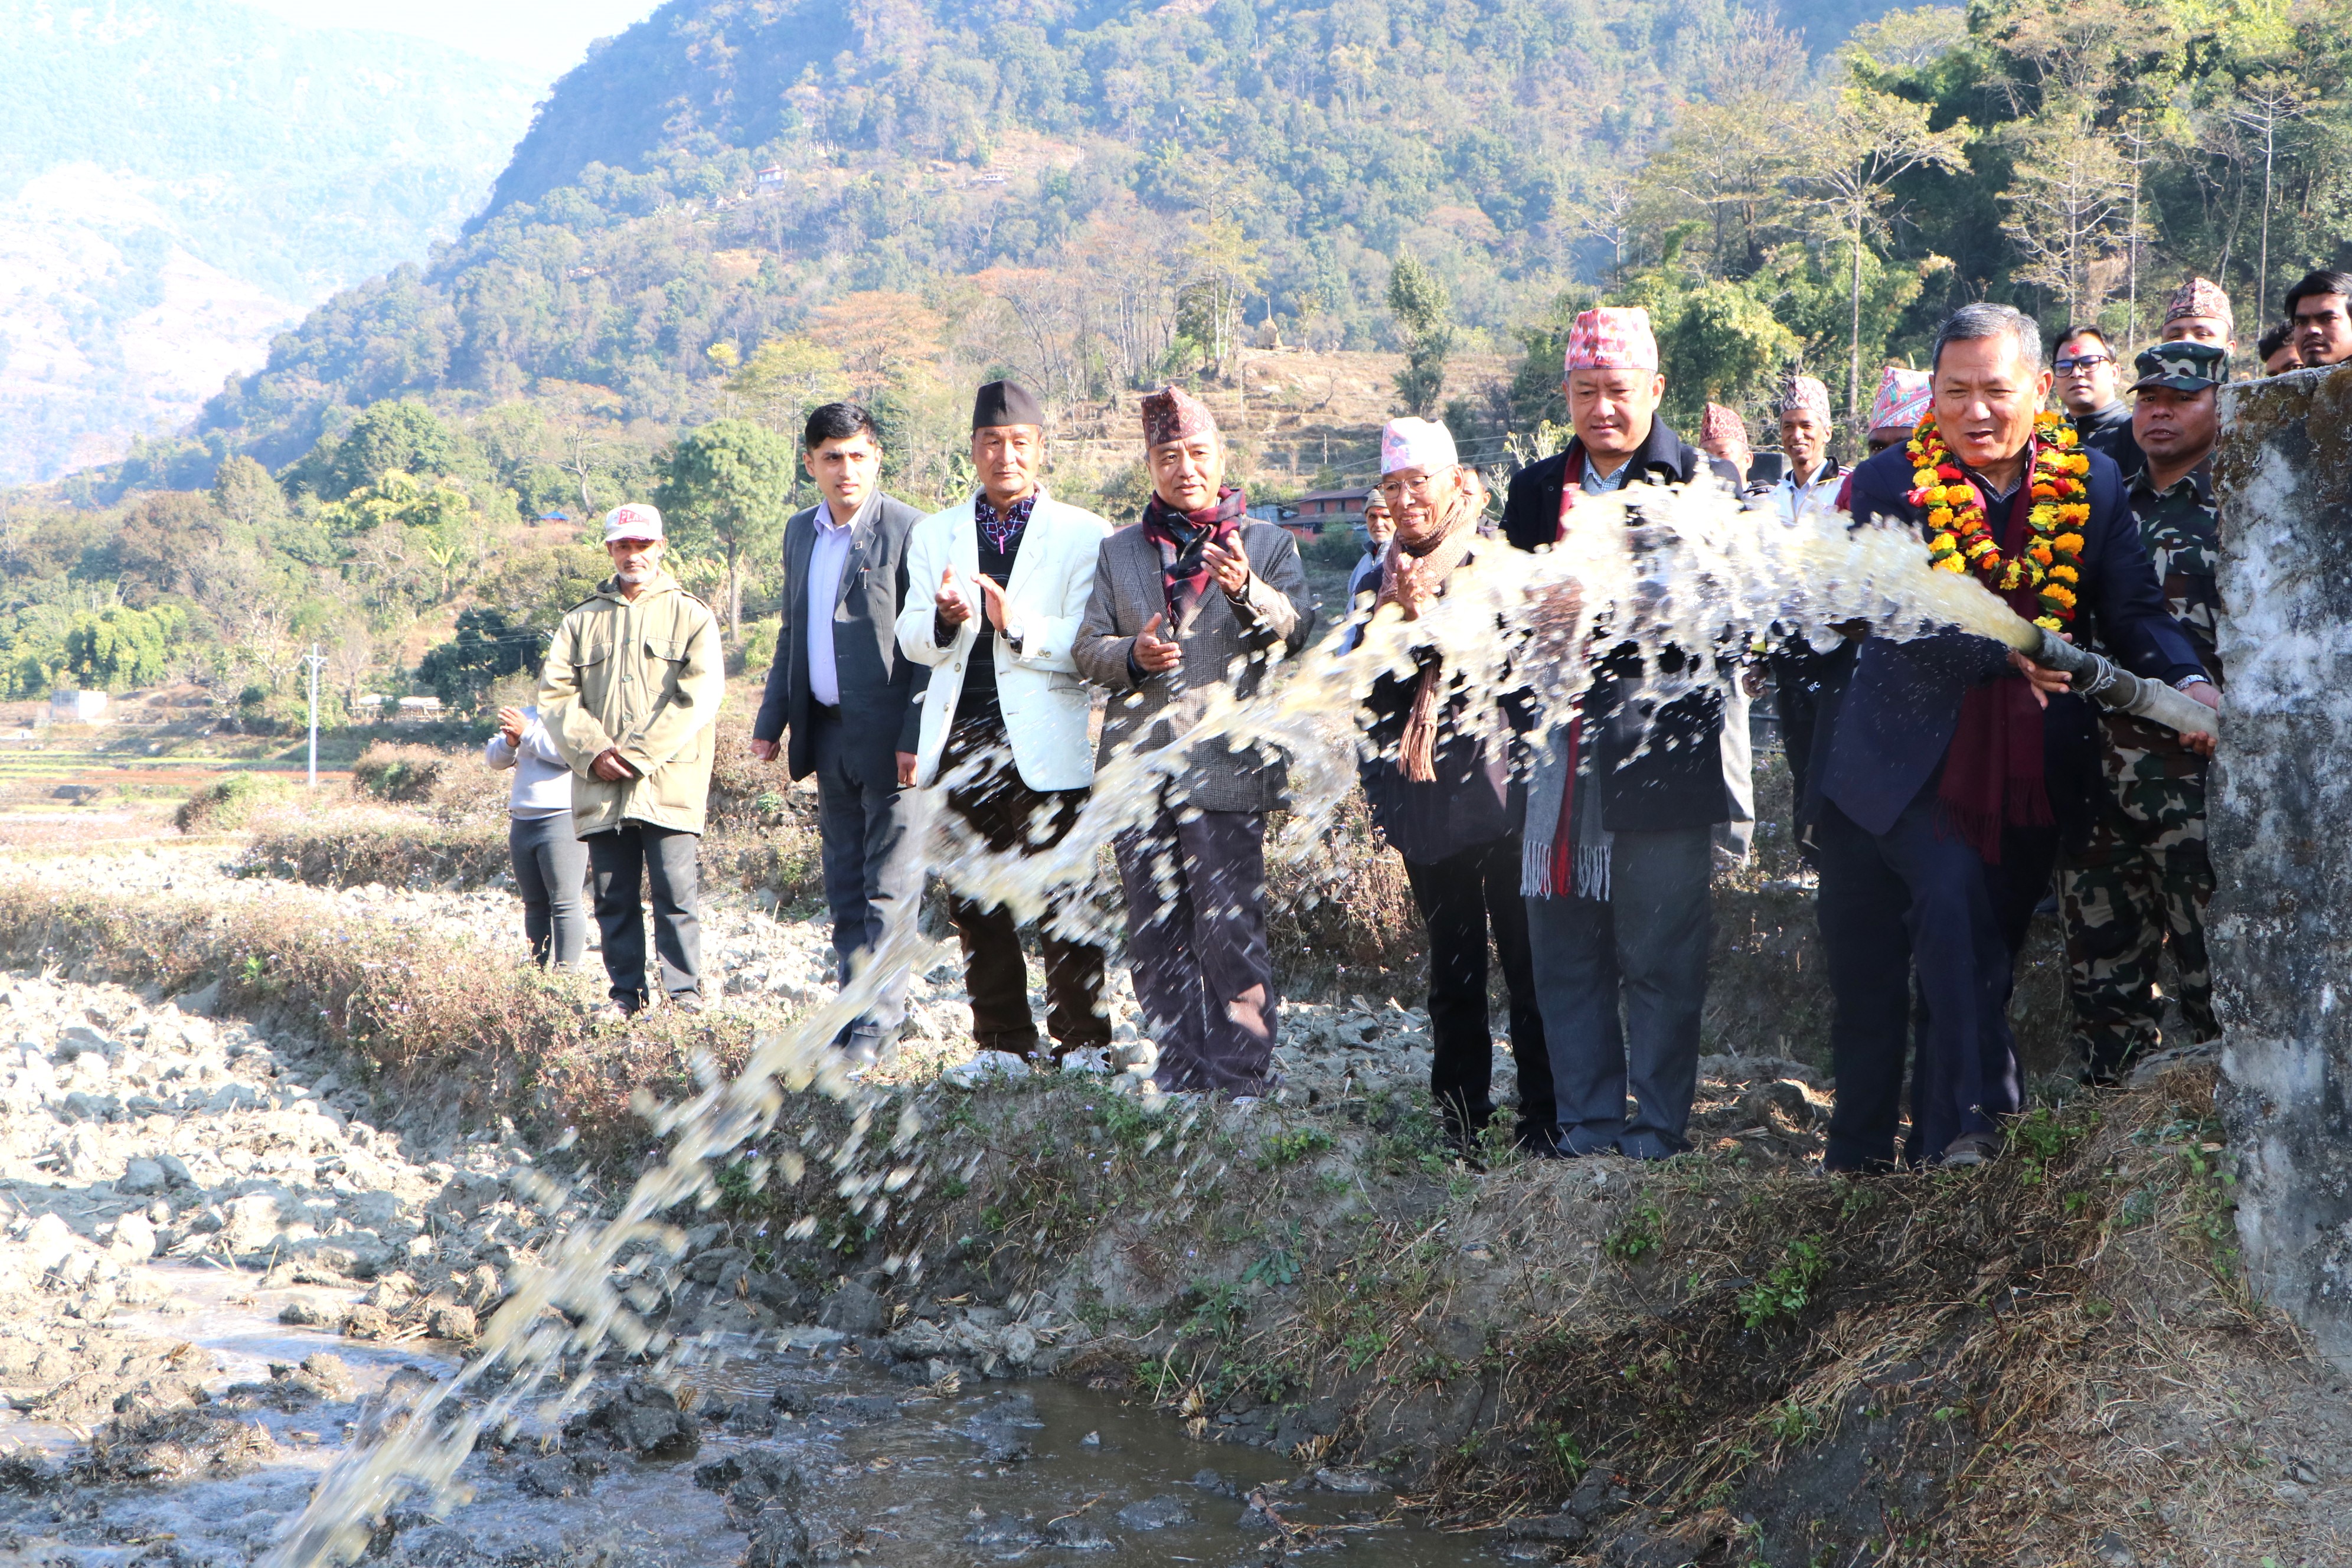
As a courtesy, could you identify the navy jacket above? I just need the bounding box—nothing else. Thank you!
[1807,443,2206,839]
[1501,420,1745,834]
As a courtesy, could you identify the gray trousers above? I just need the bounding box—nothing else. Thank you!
[809,705,919,1034]
[1528,825,1714,1159]
[1115,803,1276,1095]
[508,814,589,969]
[588,821,702,1010]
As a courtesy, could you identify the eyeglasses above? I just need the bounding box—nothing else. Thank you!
[2053,353,2114,373]
[1378,473,1440,500]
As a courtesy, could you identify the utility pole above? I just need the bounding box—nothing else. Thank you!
[303,644,327,788]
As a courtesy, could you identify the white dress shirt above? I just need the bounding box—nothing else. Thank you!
[1769,459,1841,527]
[805,500,855,707]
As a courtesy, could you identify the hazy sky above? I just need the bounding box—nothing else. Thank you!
[232,0,665,77]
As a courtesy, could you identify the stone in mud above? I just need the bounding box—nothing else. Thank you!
[1312,1466,1386,1493]
[1114,1494,1195,1530]
[78,1406,282,1482]
[515,1452,606,1498]
[1502,1513,1590,1544]
[118,1157,168,1195]
[566,1378,701,1461]
[279,1299,331,1327]
[155,1152,195,1188]
[695,1444,809,1521]
[816,1278,887,1334]
[744,1503,814,1568]
[293,1353,355,1400]
[962,1512,1038,1547]
[341,1304,396,1340]
[1563,1469,1629,1521]
[1190,1467,1240,1497]
[426,1302,478,1342]
[1043,1515,1113,1549]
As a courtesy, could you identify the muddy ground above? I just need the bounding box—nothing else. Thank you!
[0,817,2342,1566]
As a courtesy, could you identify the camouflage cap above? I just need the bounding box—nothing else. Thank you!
[2128,340,2230,394]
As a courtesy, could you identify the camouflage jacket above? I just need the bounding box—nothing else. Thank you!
[2096,462,2219,809]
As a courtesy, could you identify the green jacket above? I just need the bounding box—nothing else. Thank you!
[538,572,726,836]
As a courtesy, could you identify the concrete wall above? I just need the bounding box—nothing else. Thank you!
[2211,361,2352,1367]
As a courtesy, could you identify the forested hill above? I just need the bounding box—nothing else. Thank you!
[481,0,1892,223]
[190,0,1909,470]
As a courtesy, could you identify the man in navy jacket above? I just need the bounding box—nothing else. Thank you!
[1805,303,2217,1171]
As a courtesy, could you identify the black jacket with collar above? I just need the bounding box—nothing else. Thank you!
[752,491,930,780]
[1501,418,1745,835]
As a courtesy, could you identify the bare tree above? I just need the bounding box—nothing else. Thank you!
[2002,119,2134,318]
[2226,75,2314,315]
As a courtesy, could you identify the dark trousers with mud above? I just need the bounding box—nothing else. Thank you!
[1814,785,2051,1169]
[588,820,702,1012]
[1115,802,1275,1095]
[943,721,1108,1057]
[1400,834,1554,1150]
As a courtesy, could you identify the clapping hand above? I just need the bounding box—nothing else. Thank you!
[971,571,1011,633]
[935,567,972,629]
[1201,539,1252,597]
[1133,612,1182,674]
[1394,554,1436,620]
[496,705,526,746]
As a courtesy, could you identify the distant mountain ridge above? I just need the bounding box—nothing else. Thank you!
[0,0,543,482]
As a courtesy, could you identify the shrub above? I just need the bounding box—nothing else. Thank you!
[173,774,291,834]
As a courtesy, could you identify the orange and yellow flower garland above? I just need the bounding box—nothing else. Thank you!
[1905,408,2091,631]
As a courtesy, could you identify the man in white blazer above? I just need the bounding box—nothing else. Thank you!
[896,380,1115,1060]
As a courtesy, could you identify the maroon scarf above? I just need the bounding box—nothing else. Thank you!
[1937,475,2054,863]
[1141,486,1249,629]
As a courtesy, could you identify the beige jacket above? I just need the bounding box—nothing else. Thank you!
[538,572,726,836]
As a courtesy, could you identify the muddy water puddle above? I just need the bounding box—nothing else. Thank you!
[0,1265,1499,1566]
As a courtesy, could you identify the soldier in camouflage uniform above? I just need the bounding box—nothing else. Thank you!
[2060,341,2229,1084]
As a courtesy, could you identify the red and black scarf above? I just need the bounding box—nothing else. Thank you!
[1938,472,2054,863]
[1140,485,1249,629]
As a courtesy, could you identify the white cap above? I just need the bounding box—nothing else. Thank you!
[1379,417,1457,476]
[602,502,664,543]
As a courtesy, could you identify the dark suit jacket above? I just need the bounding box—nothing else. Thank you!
[1501,419,1745,834]
[752,491,929,780]
[1809,443,2207,839]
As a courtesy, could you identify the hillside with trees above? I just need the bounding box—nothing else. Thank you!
[5,0,2349,733]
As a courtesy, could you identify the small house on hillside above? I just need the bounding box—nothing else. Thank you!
[1286,487,1371,540]
[50,690,108,724]
[755,165,787,188]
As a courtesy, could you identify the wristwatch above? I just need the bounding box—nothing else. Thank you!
[2174,674,2213,691]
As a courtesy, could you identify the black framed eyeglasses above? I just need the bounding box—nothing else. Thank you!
[2053,353,2115,373]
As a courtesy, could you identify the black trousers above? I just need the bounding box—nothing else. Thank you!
[588,821,702,1011]
[1400,835,1555,1147]
[1815,786,2054,1169]
[942,720,1109,1056]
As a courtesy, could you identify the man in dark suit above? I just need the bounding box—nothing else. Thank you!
[750,402,930,1063]
[1074,386,1314,1096]
[1502,306,1745,1161]
[1808,303,2217,1171]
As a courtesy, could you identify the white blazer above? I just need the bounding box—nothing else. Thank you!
[896,490,1112,792]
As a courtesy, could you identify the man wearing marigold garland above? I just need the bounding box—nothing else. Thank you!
[1809,303,2216,1171]
[2060,342,2228,1087]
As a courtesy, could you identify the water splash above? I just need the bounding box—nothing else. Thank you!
[260,479,2132,1563]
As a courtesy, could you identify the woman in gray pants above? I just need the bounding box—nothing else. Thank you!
[486,705,586,966]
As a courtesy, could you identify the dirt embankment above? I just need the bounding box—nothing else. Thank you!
[0,809,2340,1565]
